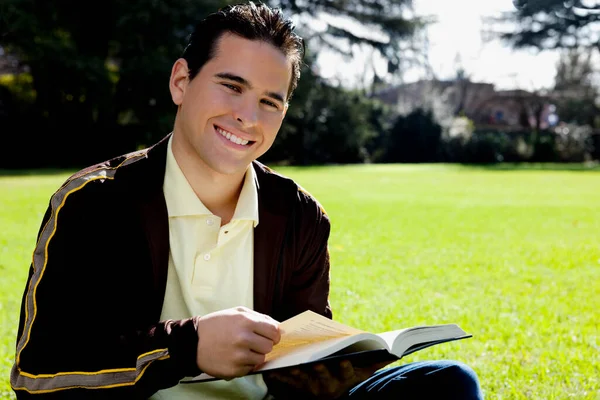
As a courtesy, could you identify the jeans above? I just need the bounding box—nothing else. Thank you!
[343,360,484,399]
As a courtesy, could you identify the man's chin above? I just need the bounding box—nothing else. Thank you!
[208,160,253,177]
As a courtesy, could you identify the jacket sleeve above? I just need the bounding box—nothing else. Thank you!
[264,188,334,399]
[280,187,333,321]
[10,182,201,399]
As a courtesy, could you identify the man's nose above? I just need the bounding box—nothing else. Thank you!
[233,98,259,128]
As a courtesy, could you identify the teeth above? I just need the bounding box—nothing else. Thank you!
[216,126,249,145]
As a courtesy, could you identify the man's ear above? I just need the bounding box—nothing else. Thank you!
[169,58,190,106]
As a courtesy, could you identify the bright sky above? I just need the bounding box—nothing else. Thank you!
[315,0,561,91]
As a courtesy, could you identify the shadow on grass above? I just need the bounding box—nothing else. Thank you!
[460,162,600,172]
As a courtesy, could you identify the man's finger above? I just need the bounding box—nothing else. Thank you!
[252,319,281,343]
[290,367,310,385]
[339,360,355,381]
[313,363,333,382]
[248,334,276,355]
[242,350,266,369]
[266,371,303,389]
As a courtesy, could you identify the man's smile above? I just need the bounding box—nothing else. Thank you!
[214,124,255,147]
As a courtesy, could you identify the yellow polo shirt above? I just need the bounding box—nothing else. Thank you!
[150,137,267,400]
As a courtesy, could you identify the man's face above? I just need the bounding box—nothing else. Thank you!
[169,33,292,178]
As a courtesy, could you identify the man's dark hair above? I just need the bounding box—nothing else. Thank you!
[182,1,305,100]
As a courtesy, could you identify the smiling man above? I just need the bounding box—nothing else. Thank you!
[11,2,483,400]
[168,32,291,225]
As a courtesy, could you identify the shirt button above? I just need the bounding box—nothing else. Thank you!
[203,253,211,261]
[206,219,214,226]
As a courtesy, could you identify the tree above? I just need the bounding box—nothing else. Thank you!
[487,0,600,54]
[555,48,595,89]
[0,0,231,167]
[0,0,426,168]
[553,48,600,127]
[482,0,600,161]
[263,59,388,165]
[380,108,442,163]
[276,0,428,82]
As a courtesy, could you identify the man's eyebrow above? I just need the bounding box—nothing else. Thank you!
[215,72,286,104]
[215,72,250,87]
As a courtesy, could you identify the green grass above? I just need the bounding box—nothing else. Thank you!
[1,164,599,399]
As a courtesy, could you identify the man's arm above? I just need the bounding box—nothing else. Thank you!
[278,188,333,321]
[264,188,393,399]
[10,193,201,398]
[11,182,284,399]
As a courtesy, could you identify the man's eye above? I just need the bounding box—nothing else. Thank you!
[223,83,241,92]
[262,100,279,109]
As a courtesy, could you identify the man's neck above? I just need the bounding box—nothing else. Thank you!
[188,167,244,226]
[171,140,247,225]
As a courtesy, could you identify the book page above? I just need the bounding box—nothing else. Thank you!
[182,316,470,383]
[264,311,365,362]
[381,324,468,357]
[184,312,367,382]
[376,329,411,350]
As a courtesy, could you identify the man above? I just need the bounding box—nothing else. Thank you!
[11,2,483,399]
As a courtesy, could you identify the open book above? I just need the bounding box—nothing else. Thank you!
[182,310,472,383]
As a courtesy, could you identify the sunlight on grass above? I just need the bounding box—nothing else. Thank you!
[1,166,598,399]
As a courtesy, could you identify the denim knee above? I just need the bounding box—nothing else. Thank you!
[429,360,483,399]
[346,359,483,400]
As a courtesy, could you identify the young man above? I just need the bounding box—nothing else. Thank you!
[11,2,483,399]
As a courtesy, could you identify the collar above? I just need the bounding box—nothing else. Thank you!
[163,136,259,227]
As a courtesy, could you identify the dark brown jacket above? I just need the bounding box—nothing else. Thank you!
[11,134,332,399]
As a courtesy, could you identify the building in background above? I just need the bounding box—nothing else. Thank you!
[371,78,557,131]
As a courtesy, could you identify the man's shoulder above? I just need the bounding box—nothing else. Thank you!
[252,160,294,186]
[63,134,170,193]
[52,144,162,209]
[253,161,328,218]
[62,148,148,189]
[69,148,150,181]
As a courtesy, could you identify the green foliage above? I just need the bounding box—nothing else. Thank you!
[0,0,423,168]
[377,108,442,163]
[0,0,241,167]
[443,131,512,164]
[441,128,599,164]
[0,73,35,104]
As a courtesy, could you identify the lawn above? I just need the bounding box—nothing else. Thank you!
[1,164,599,399]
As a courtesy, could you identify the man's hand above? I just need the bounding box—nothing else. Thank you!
[195,307,281,379]
[264,360,392,399]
